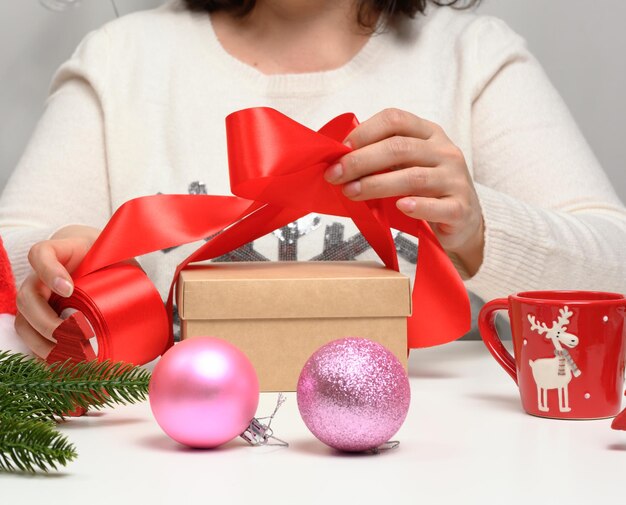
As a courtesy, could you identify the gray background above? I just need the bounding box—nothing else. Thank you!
[1,0,625,201]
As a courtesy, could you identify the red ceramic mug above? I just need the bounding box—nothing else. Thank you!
[479,291,626,419]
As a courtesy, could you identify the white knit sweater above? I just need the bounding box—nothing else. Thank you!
[1,0,624,306]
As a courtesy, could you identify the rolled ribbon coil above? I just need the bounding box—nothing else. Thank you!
[49,261,168,364]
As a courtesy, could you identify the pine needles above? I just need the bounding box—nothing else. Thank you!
[0,350,151,473]
[0,351,151,416]
[0,415,77,473]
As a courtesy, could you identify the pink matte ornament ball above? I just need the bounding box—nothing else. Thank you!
[149,337,259,448]
[297,337,411,452]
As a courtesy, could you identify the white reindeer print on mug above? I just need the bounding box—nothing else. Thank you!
[527,306,582,413]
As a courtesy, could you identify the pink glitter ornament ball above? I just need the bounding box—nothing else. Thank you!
[297,337,410,452]
[149,337,259,448]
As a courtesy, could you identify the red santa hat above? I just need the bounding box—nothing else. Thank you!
[0,236,17,315]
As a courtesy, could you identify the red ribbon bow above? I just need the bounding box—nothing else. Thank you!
[61,107,469,361]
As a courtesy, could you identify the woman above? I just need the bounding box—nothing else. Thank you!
[1,0,624,357]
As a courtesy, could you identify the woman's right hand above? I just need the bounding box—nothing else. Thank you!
[14,225,100,358]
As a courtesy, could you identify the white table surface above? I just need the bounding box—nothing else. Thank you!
[3,341,625,504]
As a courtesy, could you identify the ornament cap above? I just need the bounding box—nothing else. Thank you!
[241,418,272,445]
[240,393,289,447]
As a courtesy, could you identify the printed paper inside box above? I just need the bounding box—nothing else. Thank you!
[177,261,411,392]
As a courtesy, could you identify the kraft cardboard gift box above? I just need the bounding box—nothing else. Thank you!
[177,261,411,392]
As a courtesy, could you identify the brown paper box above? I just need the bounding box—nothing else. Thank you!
[177,261,411,392]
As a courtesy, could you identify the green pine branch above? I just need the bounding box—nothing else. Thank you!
[0,387,50,421]
[0,351,151,417]
[0,350,152,473]
[0,413,77,473]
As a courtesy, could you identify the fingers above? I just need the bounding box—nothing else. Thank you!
[344,108,438,149]
[325,135,439,184]
[27,238,90,297]
[16,273,63,341]
[14,312,55,360]
[14,236,95,359]
[396,196,466,226]
[342,166,452,201]
[325,109,450,186]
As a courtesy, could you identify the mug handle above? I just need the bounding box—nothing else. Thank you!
[478,298,517,384]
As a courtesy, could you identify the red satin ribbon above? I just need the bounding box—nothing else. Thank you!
[57,107,469,363]
[50,262,169,364]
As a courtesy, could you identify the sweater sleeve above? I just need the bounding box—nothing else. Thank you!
[0,28,113,288]
[464,17,626,301]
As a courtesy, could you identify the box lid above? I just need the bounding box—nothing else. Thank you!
[177,261,411,320]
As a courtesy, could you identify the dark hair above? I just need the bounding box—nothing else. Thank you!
[182,0,481,31]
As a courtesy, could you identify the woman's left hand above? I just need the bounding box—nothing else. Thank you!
[324,108,485,276]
